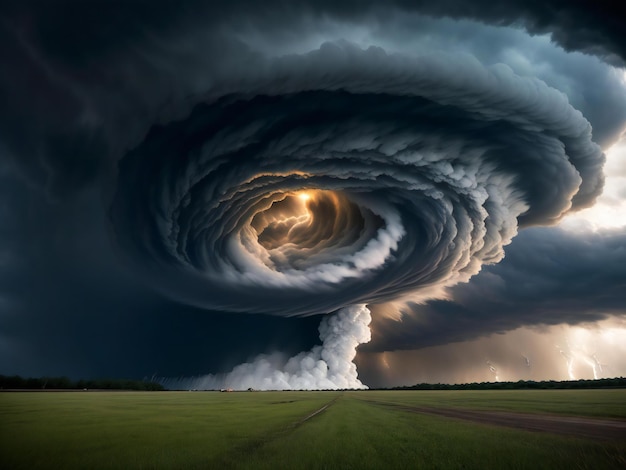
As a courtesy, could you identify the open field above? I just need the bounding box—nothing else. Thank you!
[1,390,624,469]
[357,389,626,419]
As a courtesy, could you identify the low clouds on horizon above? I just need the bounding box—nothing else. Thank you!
[1,0,625,386]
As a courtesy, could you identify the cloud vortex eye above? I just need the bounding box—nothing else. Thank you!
[110,44,603,318]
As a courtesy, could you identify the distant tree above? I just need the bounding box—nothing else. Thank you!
[0,374,164,391]
[389,377,626,391]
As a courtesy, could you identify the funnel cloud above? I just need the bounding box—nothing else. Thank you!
[1,1,625,387]
[161,305,371,390]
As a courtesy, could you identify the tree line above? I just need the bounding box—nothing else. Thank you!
[390,377,626,390]
[0,374,164,391]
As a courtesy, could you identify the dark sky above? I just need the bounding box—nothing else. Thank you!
[1,1,625,387]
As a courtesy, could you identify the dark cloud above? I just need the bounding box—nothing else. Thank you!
[358,14,626,148]
[0,1,624,382]
[368,226,626,352]
[1,1,621,197]
[0,168,320,378]
[410,0,626,67]
[5,1,622,64]
[109,43,602,317]
[358,317,626,387]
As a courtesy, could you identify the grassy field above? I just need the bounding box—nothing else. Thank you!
[355,389,626,419]
[1,390,624,469]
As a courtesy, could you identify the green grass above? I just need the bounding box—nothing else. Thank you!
[0,391,335,469]
[244,394,624,470]
[1,390,624,469]
[353,389,626,419]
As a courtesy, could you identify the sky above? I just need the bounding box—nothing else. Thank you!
[1,0,625,389]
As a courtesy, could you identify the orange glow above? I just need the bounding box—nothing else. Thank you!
[293,190,320,203]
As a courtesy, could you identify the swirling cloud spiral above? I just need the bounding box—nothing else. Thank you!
[111,42,603,317]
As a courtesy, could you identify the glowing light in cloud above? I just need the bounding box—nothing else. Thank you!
[2,0,626,390]
[105,41,606,389]
[357,318,626,386]
[112,43,603,317]
[298,191,312,202]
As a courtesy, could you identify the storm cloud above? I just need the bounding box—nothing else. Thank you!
[368,226,626,352]
[1,1,625,385]
[110,42,603,318]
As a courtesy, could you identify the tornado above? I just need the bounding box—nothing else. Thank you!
[160,305,371,390]
[109,42,604,389]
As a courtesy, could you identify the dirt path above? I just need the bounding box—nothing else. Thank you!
[298,400,334,424]
[371,401,626,441]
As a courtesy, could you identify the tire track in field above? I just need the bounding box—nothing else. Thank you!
[296,395,339,427]
[362,400,626,441]
[215,394,341,468]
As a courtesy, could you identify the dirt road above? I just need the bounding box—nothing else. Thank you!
[374,402,626,441]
